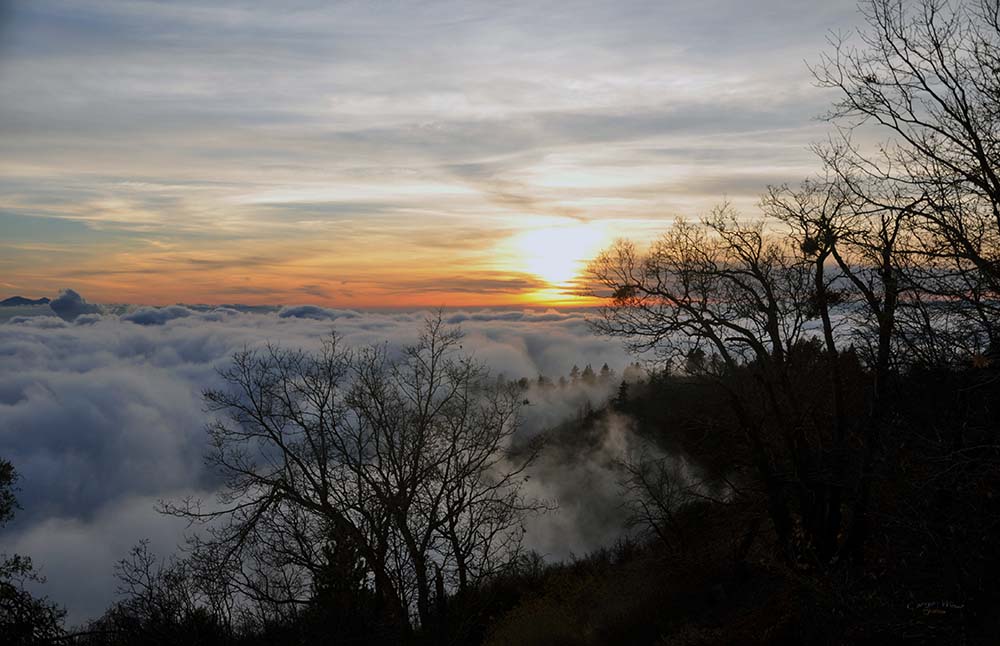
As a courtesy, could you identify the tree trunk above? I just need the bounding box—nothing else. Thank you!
[816,251,847,563]
[846,265,897,565]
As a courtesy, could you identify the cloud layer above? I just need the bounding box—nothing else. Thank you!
[0,302,635,624]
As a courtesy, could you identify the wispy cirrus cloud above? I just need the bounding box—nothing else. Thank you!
[0,0,860,305]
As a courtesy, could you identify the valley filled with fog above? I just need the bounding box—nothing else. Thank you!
[0,295,646,624]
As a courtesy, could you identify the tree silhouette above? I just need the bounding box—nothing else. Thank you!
[589,205,876,561]
[813,0,1000,348]
[163,315,544,633]
[0,459,65,645]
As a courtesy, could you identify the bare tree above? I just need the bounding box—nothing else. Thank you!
[589,207,812,367]
[619,449,725,553]
[813,0,1000,344]
[589,206,818,556]
[761,177,857,562]
[164,315,542,632]
[762,163,917,561]
[803,0,1000,562]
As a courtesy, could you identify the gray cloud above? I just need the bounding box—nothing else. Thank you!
[277,304,359,320]
[121,305,194,325]
[6,315,68,328]
[5,495,201,627]
[48,289,101,321]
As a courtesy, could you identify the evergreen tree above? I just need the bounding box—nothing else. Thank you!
[612,380,629,410]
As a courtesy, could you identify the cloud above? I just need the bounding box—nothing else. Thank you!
[5,495,198,626]
[277,305,358,321]
[7,315,67,329]
[48,289,100,321]
[0,297,637,624]
[121,305,194,325]
[520,412,638,559]
[445,309,576,324]
[196,307,243,321]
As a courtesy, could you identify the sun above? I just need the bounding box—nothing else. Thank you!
[510,222,609,287]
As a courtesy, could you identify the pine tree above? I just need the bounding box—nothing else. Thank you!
[612,380,629,410]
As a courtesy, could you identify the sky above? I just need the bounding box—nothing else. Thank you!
[0,0,862,307]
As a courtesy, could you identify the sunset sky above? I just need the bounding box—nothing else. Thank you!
[0,0,858,307]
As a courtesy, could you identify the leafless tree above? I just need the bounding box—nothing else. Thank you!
[800,0,1000,562]
[762,162,918,561]
[589,205,818,556]
[619,449,727,553]
[163,315,542,632]
[589,205,812,368]
[813,0,1000,348]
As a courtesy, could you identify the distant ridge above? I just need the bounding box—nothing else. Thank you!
[0,296,51,306]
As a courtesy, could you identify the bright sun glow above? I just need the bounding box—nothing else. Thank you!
[510,222,609,287]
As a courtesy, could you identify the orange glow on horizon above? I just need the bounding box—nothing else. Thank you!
[8,220,615,309]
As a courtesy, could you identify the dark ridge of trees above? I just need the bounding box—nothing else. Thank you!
[575,0,1000,641]
[590,0,1000,574]
[506,360,626,392]
[36,347,1000,644]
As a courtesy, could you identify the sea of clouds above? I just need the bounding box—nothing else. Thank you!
[0,292,643,625]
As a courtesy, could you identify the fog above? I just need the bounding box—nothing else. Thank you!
[0,295,646,624]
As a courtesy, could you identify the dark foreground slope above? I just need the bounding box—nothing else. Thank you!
[485,363,1000,645]
[8,359,1000,645]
